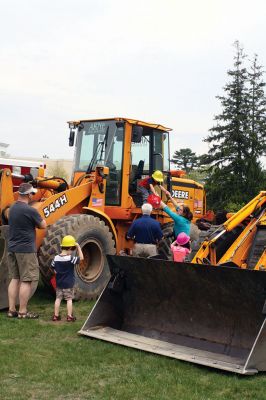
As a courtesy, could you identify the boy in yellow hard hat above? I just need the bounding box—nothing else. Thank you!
[51,235,84,322]
[137,170,164,204]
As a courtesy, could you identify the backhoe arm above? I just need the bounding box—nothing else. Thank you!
[223,191,266,231]
[192,191,266,265]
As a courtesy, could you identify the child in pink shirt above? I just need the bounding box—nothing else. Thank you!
[171,232,191,262]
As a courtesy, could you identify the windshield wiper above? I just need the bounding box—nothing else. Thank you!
[86,126,109,173]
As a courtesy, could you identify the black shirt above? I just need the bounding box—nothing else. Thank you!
[8,201,43,253]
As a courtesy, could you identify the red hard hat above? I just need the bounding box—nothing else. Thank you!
[147,194,161,208]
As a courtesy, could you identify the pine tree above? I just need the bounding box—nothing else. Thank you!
[202,42,266,210]
[248,55,266,155]
[171,148,198,173]
[242,54,266,196]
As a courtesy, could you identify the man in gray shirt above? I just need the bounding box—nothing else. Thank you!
[7,183,46,319]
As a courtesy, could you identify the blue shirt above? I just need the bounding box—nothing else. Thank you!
[51,254,80,289]
[127,215,163,244]
[163,206,191,237]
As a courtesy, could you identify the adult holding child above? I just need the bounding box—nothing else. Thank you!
[160,188,193,237]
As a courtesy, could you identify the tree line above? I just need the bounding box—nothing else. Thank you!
[171,41,266,211]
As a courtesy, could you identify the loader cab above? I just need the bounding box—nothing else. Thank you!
[129,126,170,204]
[72,119,124,205]
[70,118,170,207]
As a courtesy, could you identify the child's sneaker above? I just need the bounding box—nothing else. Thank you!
[66,315,76,322]
[52,315,61,321]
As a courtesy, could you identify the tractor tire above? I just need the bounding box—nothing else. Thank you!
[0,226,10,309]
[0,225,38,310]
[38,214,116,300]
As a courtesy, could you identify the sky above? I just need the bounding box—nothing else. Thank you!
[1,0,266,162]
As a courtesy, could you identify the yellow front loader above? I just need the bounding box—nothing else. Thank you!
[0,117,206,309]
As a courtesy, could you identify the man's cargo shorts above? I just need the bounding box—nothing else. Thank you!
[8,252,39,282]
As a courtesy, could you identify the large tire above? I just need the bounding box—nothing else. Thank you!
[0,226,10,309]
[0,225,38,310]
[38,214,116,300]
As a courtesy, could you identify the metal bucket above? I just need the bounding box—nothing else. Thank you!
[79,255,266,375]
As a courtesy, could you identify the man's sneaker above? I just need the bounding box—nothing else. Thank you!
[52,315,61,321]
[18,311,39,319]
[66,315,76,322]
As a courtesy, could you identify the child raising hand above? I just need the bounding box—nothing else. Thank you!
[51,235,84,322]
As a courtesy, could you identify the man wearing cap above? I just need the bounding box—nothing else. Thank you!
[7,183,46,319]
[126,203,163,257]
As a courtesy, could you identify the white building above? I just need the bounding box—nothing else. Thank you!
[0,142,9,157]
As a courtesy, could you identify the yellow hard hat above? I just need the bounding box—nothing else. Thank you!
[61,235,76,248]
[152,170,164,183]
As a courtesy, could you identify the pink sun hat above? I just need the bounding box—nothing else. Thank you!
[176,232,190,245]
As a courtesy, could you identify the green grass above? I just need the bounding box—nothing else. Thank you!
[0,286,265,400]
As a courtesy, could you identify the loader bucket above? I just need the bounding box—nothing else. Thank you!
[79,255,266,375]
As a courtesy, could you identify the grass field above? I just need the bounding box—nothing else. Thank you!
[0,286,265,400]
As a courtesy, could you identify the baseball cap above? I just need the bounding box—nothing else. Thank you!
[18,183,37,195]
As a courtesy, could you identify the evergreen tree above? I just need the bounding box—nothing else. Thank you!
[247,54,266,157]
[171,148,198,173]
[202,42,266,210]
[243,55,266,196]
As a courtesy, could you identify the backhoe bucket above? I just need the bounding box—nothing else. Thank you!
[79,255,266,375]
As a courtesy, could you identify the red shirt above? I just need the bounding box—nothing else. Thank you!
[138,177,157,189]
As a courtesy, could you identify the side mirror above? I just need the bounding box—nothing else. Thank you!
[69,130,75,147]
[132,126,143,143]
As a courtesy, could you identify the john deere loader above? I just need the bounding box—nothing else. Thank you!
[0,118,206,309]
[79,192,266,374]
